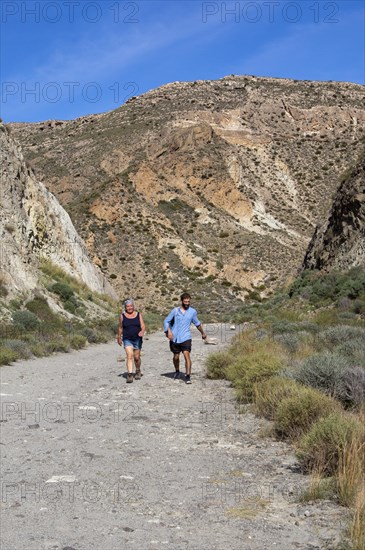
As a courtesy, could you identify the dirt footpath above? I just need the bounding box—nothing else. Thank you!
[0,325,348,550]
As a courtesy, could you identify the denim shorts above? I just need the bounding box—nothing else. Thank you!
[123,337,143,350]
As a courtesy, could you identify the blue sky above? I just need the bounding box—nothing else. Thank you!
[1,0,364,123]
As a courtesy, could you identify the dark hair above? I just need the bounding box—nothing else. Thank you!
[180,292,191,301]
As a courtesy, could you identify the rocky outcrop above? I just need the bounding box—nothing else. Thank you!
[303,153,365,270]
[0,122,116,299]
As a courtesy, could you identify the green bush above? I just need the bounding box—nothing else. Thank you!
[335,338,365,366]
[337,311,357,321]
[0,346,18,365]
[352,297,365,314]
[293,352,352,400]
[45,339,70,354]
[296,412,365,475]
[70,334,87,349]
[275,386,340,440]
[26,296,62,326]
[205,351,234,379]
[274,333,301,354]
[89,330,109,344]
[3,339,32,359]
[313,309,340,327]
[81,327,98,343]
[12,310,40,331]
[64,296,79,313]
[342,367,365,408]
[28,342,47,357]
[50,282,74,301]
[318,326,365,347]
[271,321,300,334]
[0,324,21,340]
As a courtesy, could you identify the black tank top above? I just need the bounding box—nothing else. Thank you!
[122,312,141,341]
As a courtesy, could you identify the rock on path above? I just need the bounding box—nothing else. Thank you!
[0,326,348,549]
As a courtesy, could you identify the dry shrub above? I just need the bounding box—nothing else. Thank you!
[226,339,285,403]
[275,387,340,440]
[253,377,301,420]
[205,351,234,379]
[296,412,365,476]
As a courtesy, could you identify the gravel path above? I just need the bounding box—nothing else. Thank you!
[0,326,348,550]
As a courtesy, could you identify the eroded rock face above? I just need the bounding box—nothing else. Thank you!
[303,153,365,271]
[0,123,116,299]
[9,75,365,314]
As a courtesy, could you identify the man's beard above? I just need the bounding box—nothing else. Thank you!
[182,303,190,310]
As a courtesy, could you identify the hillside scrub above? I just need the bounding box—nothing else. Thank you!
[0,261,120,365]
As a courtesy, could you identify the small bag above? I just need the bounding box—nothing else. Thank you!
[170,307,178,328]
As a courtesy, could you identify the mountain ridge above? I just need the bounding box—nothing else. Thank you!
[9,75,365,315]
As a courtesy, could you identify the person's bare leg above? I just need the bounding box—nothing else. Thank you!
[125,346,134,382]
[183,351,192,376]
[173,353,180,372]
[172,352,181,379]
[134,349,142,379]
[125,347,134,373]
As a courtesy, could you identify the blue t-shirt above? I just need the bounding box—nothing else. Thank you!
[163,306,201,343]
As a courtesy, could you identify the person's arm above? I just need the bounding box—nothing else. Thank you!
[192,310,206,340]
[117,314,123,346]
[196,323,207,340]
[138,313,146,337]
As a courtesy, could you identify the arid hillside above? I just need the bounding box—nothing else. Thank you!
[10,75,365,316]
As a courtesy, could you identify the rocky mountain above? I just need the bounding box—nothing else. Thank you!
[303,151,365,271]
[0,121,116,317]
[9,75,365,316]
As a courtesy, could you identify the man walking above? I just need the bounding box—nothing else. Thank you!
[163,292,206,384]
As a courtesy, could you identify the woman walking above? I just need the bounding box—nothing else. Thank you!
[117,299,145,383]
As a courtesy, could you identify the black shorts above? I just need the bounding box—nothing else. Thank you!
[170,339,192,354]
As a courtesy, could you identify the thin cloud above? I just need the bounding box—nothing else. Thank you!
[7,12,218,86]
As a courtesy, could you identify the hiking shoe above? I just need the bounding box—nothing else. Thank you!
[185,375,191,384]
[135,371,142,380]
[173,371,180,381]
[126,373,133,383]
